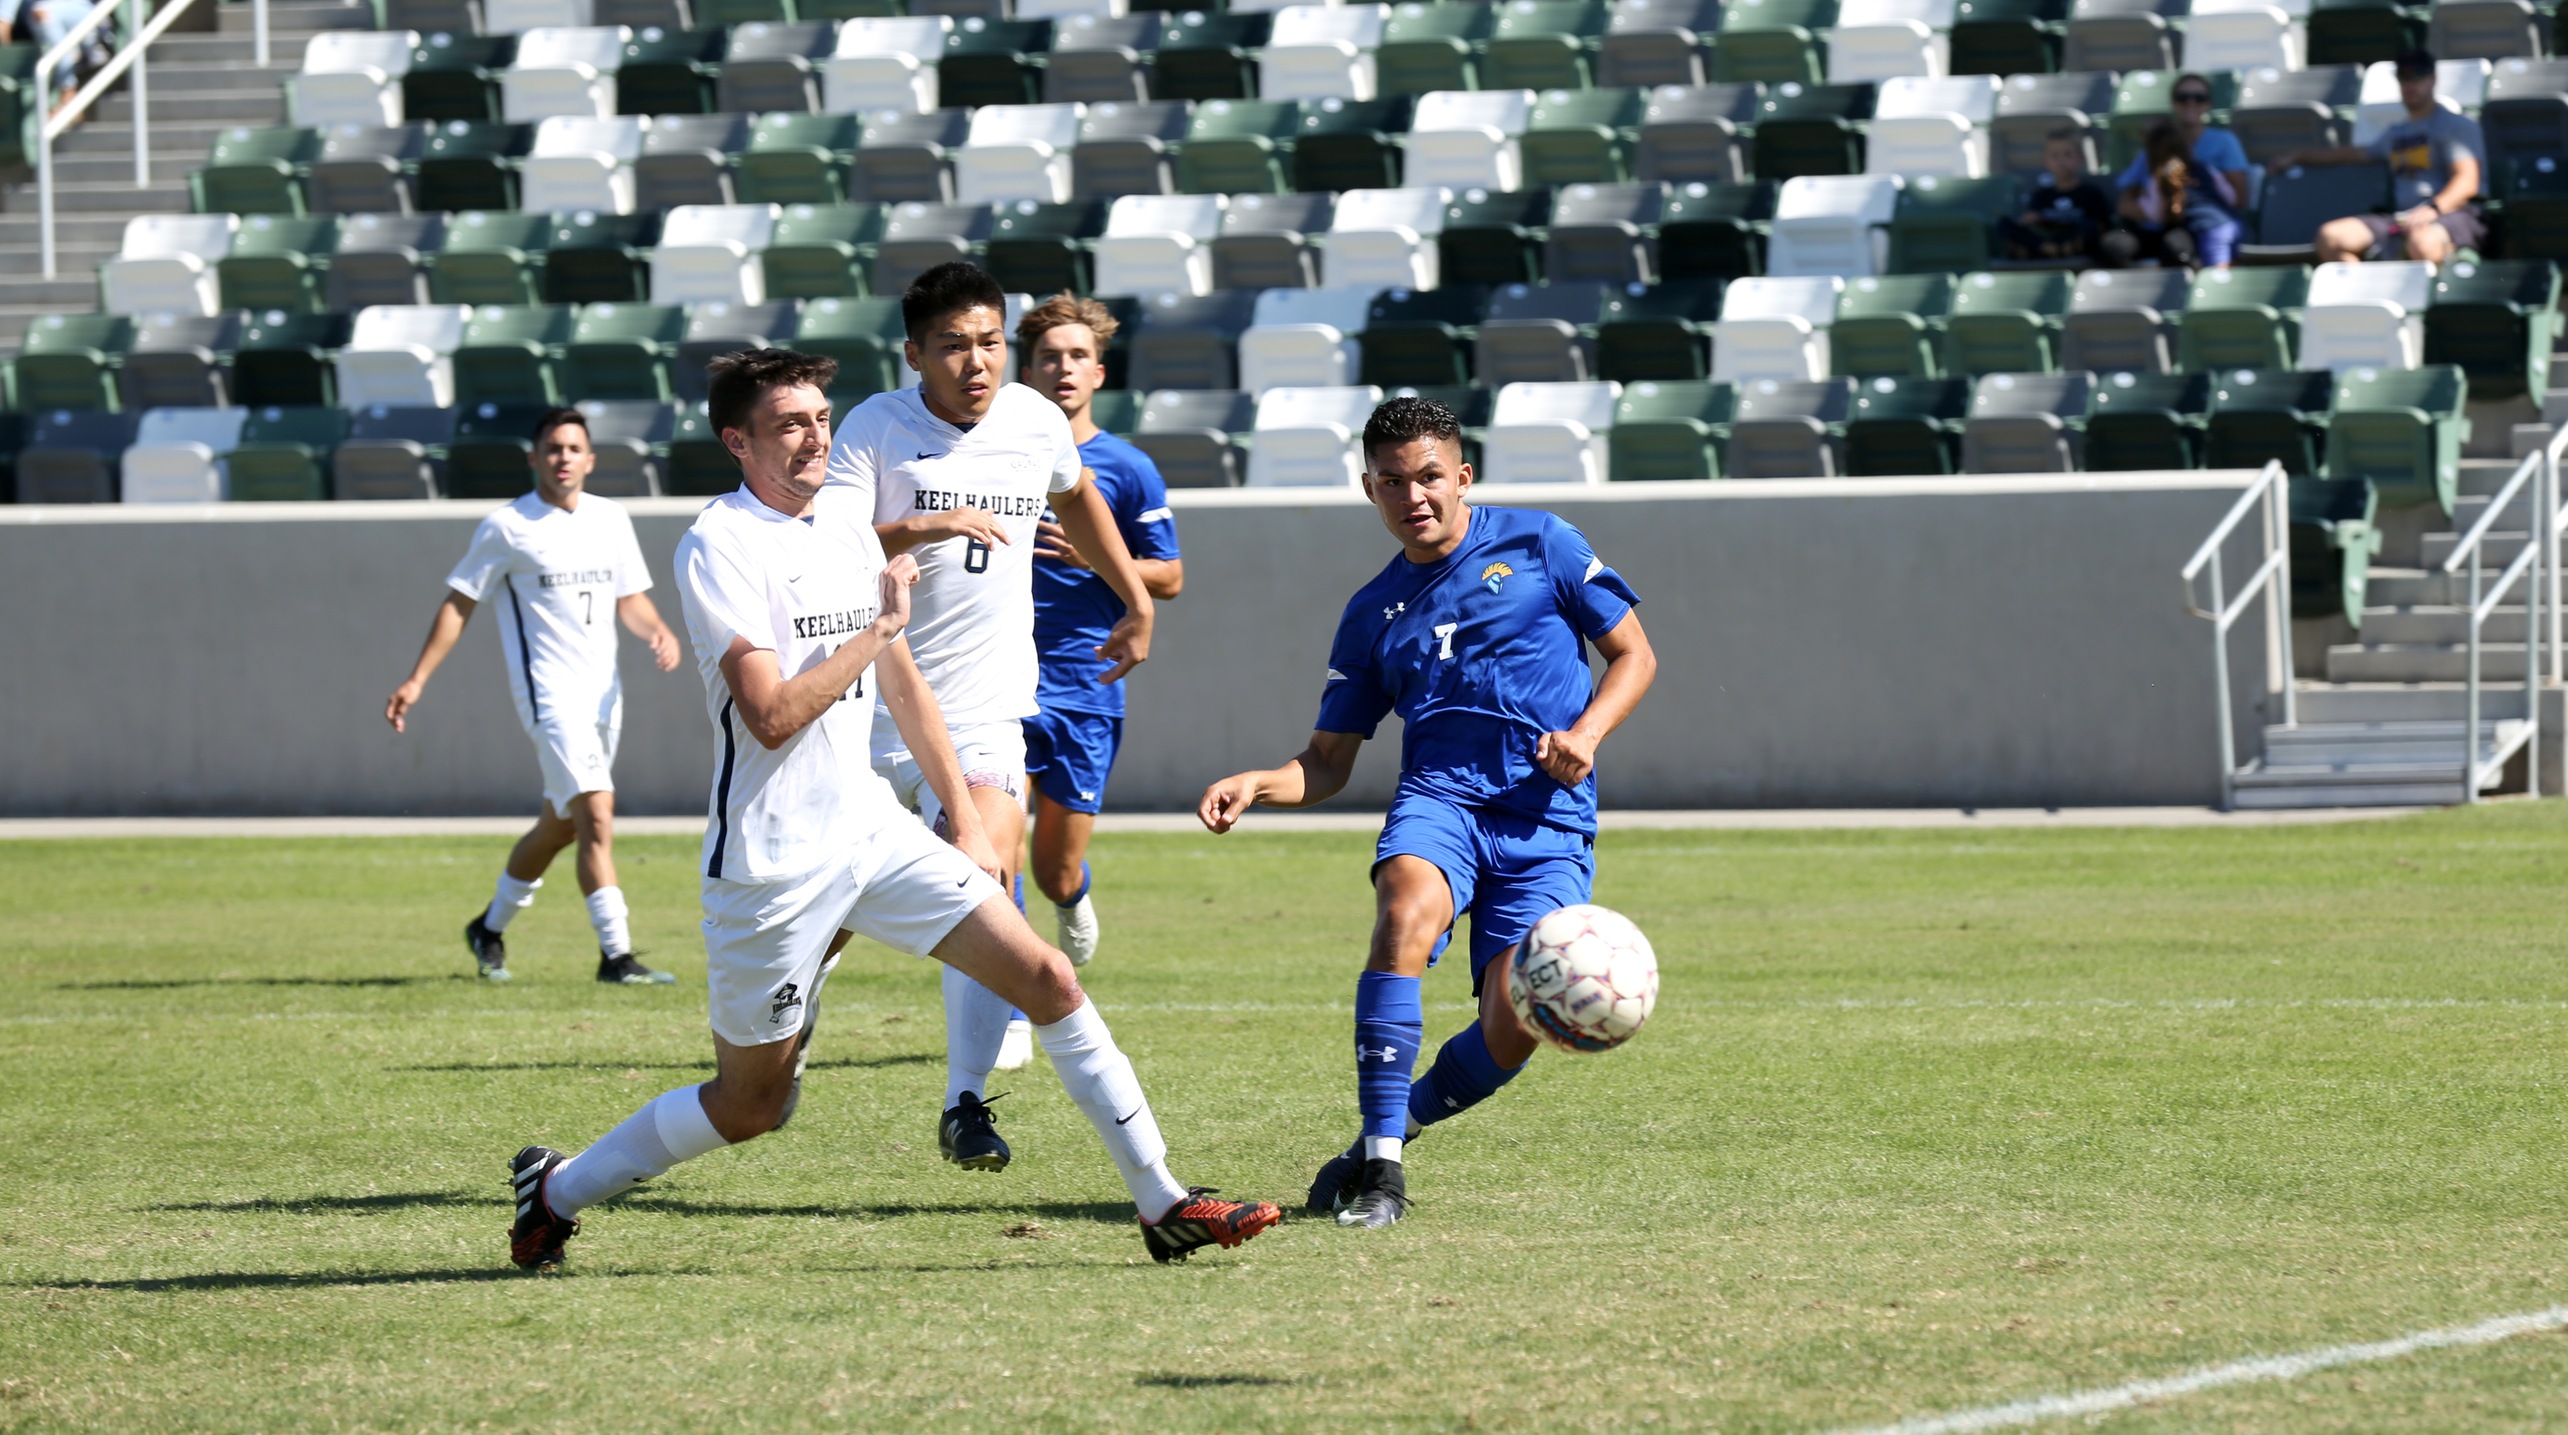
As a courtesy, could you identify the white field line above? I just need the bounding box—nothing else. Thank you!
[1834,1306,2568,1435]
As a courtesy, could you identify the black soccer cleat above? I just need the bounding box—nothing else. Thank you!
[1142,1188,1283,1263]
[508,1145,579,1270]
[465,915,510,982]
[1306,1142,1363,1215]
[1334,1158,1410,1230]
[939,1091,1011,1172]
[597,951,676,985]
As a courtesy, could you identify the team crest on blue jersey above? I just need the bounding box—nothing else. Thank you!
[1480,561,1515,594]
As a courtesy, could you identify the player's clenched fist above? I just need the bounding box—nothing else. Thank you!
[385,678,425,732]
[1198,773,1262,834]
[1534,728,1600,786]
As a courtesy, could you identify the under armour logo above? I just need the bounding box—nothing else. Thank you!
[1359,1045,1401,1062]
[1382,601,1407,622]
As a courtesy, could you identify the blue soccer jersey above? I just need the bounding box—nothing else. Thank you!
[1315,504,1639,834]
[1033,431,1181,718]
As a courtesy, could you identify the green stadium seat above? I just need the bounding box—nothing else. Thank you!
[454,303,576,406]
[1440,187,1553,286]
[2060,266,2189,373]
[2290,476,2381,625]
[1609,377,1733,478]
[447,400,552,501]
[1151,10,1271,101]
[403,33,514,124]
[693,0,792,26]
[795,295,912,399]
[123,313,241,409]
[1378,1,1493,97]
[433,210,554,305]
[194,126,321,216]
[2423,258,2562,401]
[0,45,39,167]
[10,313,129,412]
[1844,374,1969,474]
[940,18,1052,108]
[2205,367,2334,475]
[2499,157,2568,261]
[1750,81,1872,180]
[1596,277,1725,379]
[1632,81,1757,185]
[984,197,1108,294]
[2324,362,2470,510]
[414,120,526,214]
[1292,97,1411,193]
[545,211,657,305]
[227,405,353,502]
[1360,284,1489,386]
[1948,0,2066,76]
[2306,0,2427,67]
[307,124,428,215]
[674,299,800,401]
[1943,270,2070,375]
[2082,367,2209,469]
[666,402,738,496]
[762,201,887,299]
[1485,0,1611,89]
[2178,265,2307,372]
[1656,179,1772,281]
[1831,273,1953,378]
[1884,175,2015,273]
[1523,87,1643,186]
[564,302,686,402]
[618,26,723,115]
[1715,0,1837,83]
[233,311,348,408]
[1178,99,1302,195]
[735,112,861,205]
[1089,387,1144,435]
[218,214,339,315]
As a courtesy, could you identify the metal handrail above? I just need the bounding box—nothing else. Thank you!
[2439,429,2568,802]
[2180,461,2295,812]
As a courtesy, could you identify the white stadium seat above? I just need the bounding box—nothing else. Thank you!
[652,204,782,304]
[2186,0,2304,72]
[101,214,236,317]
[1092,192,1227,296]
[338,304,472,409]
[1867,75,1995,177]
[2301,260,2433,370]
[1404,89,1536,190]
[1827,0,1954,81]
[288,31,418,129]
[1483,380,1619,484]
[823,17,952,113]
[1766,173,1901,276]
[1016,0,1128,17]
[122,408,248,505]
[1247,385,1383,486]
[484,0,594,31]
[1260,3,1388,101]
[520,114,646,213]
[1238,285,1378,396]
[1323,185,1452,289]
[953,102,1085,204]
[1711,274,1843,383]
[500,26,631,123]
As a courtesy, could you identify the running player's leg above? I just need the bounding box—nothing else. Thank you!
[466,801,576,980]
[1414,813,1589,1129]
[918,731,1036,1088]
[1024,708,1116,966]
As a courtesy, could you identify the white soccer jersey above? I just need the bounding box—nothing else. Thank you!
[823,383,1083,728]
[445,491,652,731]
[676,485,910,883]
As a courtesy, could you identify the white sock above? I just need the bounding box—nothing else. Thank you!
[941,964,1012,1108]
[1365,1135,1404,1164]
[546,1085,729,1218]
[485,874,540,933]
[585,886,632,956]
[1036,999,1191,1220]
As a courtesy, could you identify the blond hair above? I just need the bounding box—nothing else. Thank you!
[1015,291,1120,355]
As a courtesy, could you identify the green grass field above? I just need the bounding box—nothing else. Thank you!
[5,807,2567,1433]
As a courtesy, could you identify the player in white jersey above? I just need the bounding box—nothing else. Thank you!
[386,407,682,986]
[505,348,1278,1270]
[824,263,1162,1170]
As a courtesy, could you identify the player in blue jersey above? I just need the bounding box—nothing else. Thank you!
[1019,293,1187,972]
[1197,396,1658,1229]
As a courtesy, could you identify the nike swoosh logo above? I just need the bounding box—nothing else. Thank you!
[916,452,940,461]
[1113,1109,1140,1126]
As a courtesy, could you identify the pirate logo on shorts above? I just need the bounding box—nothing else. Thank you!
[768,981,803,1025]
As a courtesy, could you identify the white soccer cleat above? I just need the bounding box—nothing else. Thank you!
[1056,892,1100,968]
[994,1017,1035,1072]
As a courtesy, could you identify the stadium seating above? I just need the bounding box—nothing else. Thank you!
[340,304,474,408]
[1128,290,1260,390]
[1868,74,1997,176]
[1479,279,1609,383]
[16,411,139,504]
[1961,370,2089,472]
[196,126,324,216]
[1483,379,1619,482]
[2423,257,2562,399]
[1602,0,1723,87]
[2061,267,2190,373]
[1945,270,2070,375]
[1714,274,1841,381]
[1833,273,1953,376]
[2324,362,2469,509]
[1048,14,1161,103]
[1075,101,1192,198]
[292,31,418,128]
[1327,186,1451,288]
[1407,89,1539,189]
[502,27,631,122]
[1262,4,1389,101]
[1728,375,1851,474]
[1240,285,1377,394]
[309,124,430,214]
[2205,366,2335,473]
[2301,260,2434,371]
[229,406,354,501]
[1633,81,1757,182]
[124,407,249,504]
[455,302,576,404]
[826,17,952,112]
[2083,368,2209,468]
[1134,388,1255,487]
[2180,266,2308,371]
[1597,277,1725,378]
[1609,377,1732,478]
[1829,0,1957,81]
[1248,384,1382,485]
[104,216,236,318]
[1844,372,1969,473]
[1767,174,1898,276]
[124,313,240,409]
[219,215,337,315]
[522,114,646,212]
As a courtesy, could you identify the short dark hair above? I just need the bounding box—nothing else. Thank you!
[530,405,587,444]
[1362,395,1464,464]
[2394,47,2436,77]
[902,260,1008,344]
[2044,124,2083,147]
[2171,70,2213,97]
[705,347,838,442]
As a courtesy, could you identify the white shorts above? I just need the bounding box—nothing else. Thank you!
[700,817,1004,1047]
[872,718,1028,837]
[535,718,619,814]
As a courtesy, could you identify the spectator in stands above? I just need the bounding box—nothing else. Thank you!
[12,0,107,116]
[1999,126,2113,263]
[2100,73,2251,269]
[2279,49,2487,267]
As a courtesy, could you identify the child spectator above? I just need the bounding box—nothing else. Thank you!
[1999,126,2114,261]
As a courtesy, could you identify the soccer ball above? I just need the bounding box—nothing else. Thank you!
[1505,904,1658,1053]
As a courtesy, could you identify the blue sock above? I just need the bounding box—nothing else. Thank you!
[1353,971,1424,1141]
[1012,871,1026,913]
[1056,862,1092,910]
[1408,1022,1521,1132]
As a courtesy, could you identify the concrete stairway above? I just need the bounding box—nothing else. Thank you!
[0,0,371,362]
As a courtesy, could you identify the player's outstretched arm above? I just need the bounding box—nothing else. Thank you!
[1535,611,1658,787]
[615,593,683,672]
[723,555,917,750]
[1198,731,1366,833]
[385,592,478,733]
[876,505,1007,558]
[1053,474,1155,683]
[1035,521,1184,600]
[874,637,1006,882]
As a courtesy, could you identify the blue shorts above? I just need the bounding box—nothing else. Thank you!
[1374,788,1595,994]
[1022,706,1122,815]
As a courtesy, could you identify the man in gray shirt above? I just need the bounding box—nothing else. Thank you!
[2280,48,2487,265]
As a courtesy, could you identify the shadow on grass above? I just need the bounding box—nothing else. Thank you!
[143,1192,484,1215]
[1135,1374,1304,1390]
[27,1266,683,1293]
[392,1053,935,1074]
[58,976,457,991]
[618,1195,1136,1226]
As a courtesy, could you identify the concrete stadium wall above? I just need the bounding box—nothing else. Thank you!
[0,474,2275,816]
